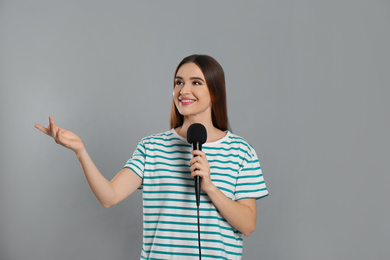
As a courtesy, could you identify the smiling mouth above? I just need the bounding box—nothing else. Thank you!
[179,99,196,105]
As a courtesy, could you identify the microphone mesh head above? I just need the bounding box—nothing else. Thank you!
[186,123,207,144]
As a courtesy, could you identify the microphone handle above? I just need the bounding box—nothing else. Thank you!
[192,142,202,207]
[195,176,200,207]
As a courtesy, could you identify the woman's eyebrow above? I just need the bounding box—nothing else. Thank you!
[190,77,205,82]
[175,76,205,83]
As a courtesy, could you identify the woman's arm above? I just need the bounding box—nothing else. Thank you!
[205,187,256,237]
[190,150,256,237]
[35,116,142,208]
[76,149,142,208]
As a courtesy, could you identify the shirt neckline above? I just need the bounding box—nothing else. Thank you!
[170,128,230,146]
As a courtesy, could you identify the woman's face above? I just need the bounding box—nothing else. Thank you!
[173,62,212,120]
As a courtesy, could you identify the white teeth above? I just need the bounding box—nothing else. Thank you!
[181,100,195,103]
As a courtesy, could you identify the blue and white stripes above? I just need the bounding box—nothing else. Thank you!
[124,129,268,260]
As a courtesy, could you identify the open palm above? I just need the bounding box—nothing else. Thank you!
[35,116,84,153]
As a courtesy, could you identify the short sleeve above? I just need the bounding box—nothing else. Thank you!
[234,148,269,201]
[123,140,146,180]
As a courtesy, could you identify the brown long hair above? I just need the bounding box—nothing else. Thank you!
[170,54,231,131]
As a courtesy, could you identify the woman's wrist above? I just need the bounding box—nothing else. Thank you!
[75,147,87,159]
[204,182,218,195]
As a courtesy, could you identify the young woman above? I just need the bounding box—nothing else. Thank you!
[35,54,268,260]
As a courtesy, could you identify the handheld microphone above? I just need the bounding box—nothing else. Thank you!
[187,123,207,259]
[187,123,207,207]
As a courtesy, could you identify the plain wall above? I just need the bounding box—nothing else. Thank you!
[1,1,389,259]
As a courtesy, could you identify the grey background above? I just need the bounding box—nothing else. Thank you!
[1,0,389,259]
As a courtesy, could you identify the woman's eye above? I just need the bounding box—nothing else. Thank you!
[193,81,201,86]
[175,81,183,86]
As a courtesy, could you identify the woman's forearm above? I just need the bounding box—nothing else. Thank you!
[76,149,115,208]
[206,185,257,237]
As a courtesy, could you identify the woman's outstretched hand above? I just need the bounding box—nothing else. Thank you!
[35,116,85,154]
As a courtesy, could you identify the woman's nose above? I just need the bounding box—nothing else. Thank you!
[180,83,191,95]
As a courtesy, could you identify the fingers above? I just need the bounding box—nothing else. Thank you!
[49,115,57,138]
[190,163,208,178]
[34,124,50,135]
[191,150,205,157]
[191,162,200,172]
[190,151,207,166]
[35,116,59,139]
[190,152,209,177]
[56,127,65,144]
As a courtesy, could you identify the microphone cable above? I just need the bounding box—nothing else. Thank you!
[197,202,201,259]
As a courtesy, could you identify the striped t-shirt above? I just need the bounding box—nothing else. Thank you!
[124,129,268,260]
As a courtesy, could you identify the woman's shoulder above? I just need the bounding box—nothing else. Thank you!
[224,132,252,146]
[220,132,258,155]
[140,129,185,144]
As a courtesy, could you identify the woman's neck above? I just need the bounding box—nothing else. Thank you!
[175,120,226,143]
